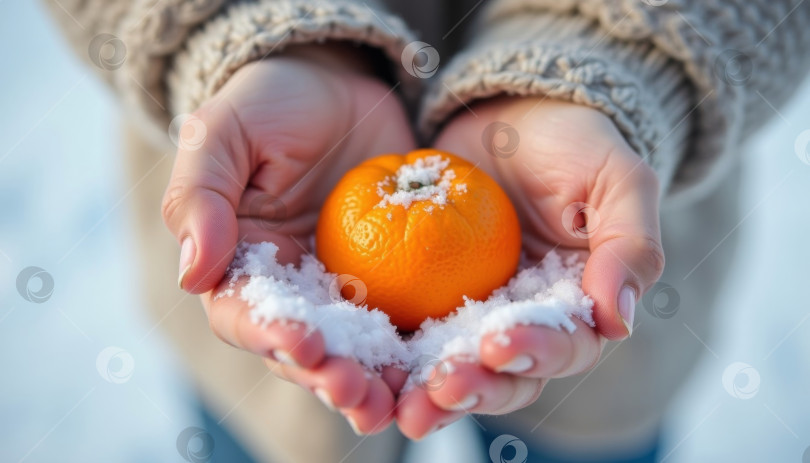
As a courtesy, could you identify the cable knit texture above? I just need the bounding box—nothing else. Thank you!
[45,0,810,198]
[44,0,418,147]
[168,0,418,116]
[419,12,693,195]
[423,0,810,199]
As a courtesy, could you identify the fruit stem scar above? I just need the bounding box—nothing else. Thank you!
[408,181,425,190]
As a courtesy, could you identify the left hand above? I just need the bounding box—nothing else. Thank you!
[396,96,664,439]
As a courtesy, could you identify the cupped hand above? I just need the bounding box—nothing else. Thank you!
[396,97,664,439]
[161,43,416,434]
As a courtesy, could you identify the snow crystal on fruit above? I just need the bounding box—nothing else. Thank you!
[376,155,460,209]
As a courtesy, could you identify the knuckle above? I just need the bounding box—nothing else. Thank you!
[635,162,661,192]
[207,311,240,350]
[582,334,605,372]
[208,317,229,345]
[583,349,601,372]
[612,151,660,190]
[501,378,545,414]
[232,309,253,351]
[642,237,666,282]
[160,181,191,226]
[556,333,578,376]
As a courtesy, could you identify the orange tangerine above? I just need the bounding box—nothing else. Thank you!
[316,149,521,331]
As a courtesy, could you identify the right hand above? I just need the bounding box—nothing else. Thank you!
[161,43,416,434]
[396,97,663,438]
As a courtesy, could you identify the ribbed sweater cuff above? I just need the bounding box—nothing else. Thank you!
[167,0,419,117]
[419,12,694,195]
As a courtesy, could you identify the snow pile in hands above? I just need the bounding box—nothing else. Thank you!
[224,242,594,371]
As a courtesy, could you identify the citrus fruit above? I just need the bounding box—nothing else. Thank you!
[315,149,521,331]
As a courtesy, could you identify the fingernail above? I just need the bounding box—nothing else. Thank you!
[619,285,636,336]
[314,388,336,411]
[346,416,364,436]
[272,349,299,367]
[178,237,195,290]
[495,354,535,374]
[447,394,479,411]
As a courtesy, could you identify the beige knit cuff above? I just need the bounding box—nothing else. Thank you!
[419,12,694,196]
[167,0,419,117]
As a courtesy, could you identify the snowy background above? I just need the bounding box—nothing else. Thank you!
[1,2,808,462]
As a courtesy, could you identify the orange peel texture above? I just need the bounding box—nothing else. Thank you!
[316,149,521,331]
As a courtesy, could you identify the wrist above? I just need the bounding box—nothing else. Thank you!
[470,96,626,149]
[276,42,381,79]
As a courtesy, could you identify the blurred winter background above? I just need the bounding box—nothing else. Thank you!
[1,2,808,462]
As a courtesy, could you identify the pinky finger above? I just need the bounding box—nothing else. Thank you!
[340,375,397,435]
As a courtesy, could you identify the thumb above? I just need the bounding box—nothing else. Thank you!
[162,112,247,294]
[579,160,665,340]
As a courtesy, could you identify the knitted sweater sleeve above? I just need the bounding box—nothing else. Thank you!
[43,0,417,143]
[419,0,810,200]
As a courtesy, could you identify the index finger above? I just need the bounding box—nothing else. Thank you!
[581,151,664,340]
[162,108,249,294]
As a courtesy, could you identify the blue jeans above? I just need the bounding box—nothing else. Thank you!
[479,425,660,463]
[194,399,660,463]
[195,401,259,463]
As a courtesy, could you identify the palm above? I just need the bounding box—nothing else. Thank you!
[208,58,416,265]
[434,97,630,262]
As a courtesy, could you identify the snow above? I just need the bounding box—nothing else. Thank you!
[376,154,464,209]
[223,242,593,386]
